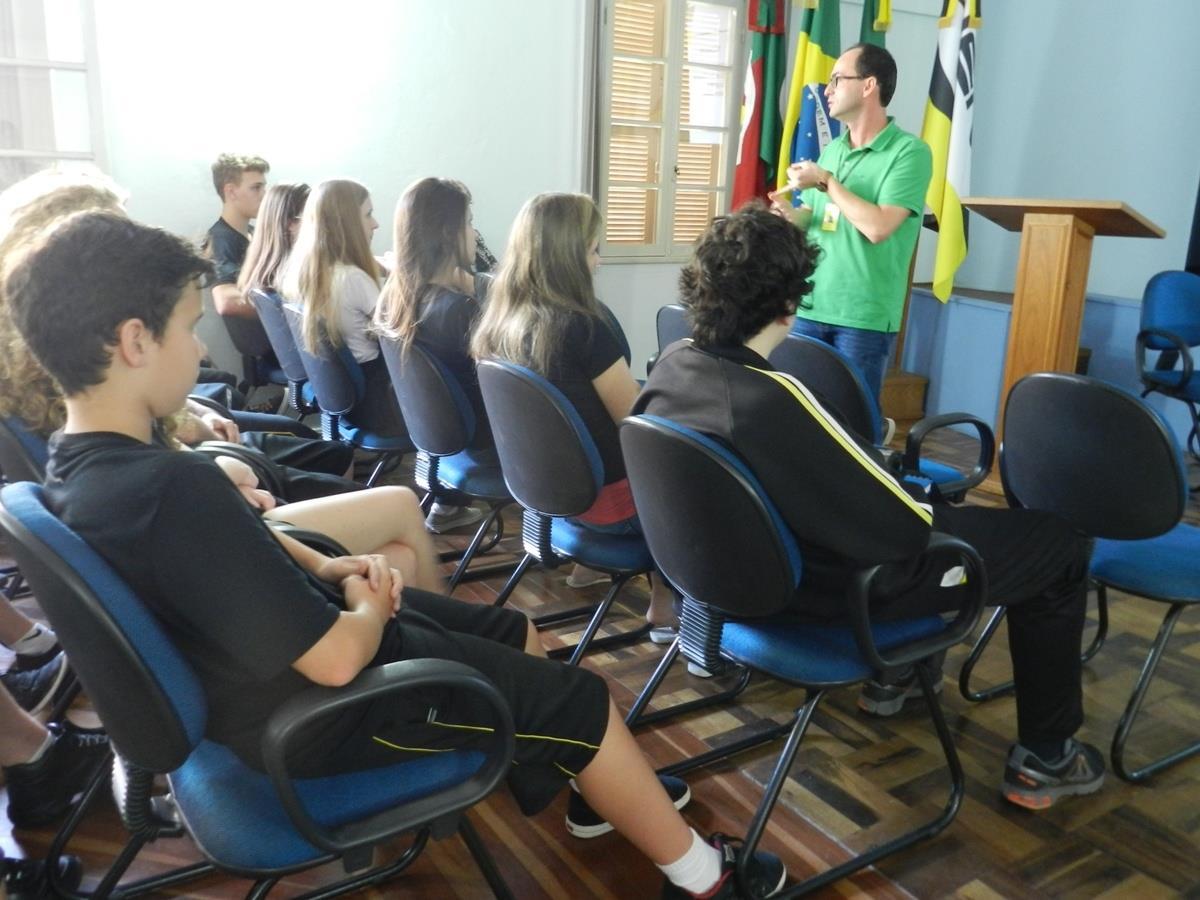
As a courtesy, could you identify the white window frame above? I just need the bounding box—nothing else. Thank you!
[0,0,106,182]
[593,0,745,264]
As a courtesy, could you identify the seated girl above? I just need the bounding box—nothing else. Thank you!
[471,192,676,633]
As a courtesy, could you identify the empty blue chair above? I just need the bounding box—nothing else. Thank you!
[768,333,994,503]
[477,359,654,664]
[1135,269,1200,460]
[0,481,516,899]
[281,303,412,486]
[620,414,985,895]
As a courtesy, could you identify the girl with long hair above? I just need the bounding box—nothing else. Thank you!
[237,182,309,295]
[471,192,676,631]
[375,176,492,450]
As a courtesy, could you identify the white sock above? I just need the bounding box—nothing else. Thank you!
[9,624,57,656]
[657,829,723,896]
[22,731,55,766]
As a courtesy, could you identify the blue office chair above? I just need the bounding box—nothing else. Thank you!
[1135,270,1200,460]
[378,337,516,591]
[0,481,516,899]
[476,360,654,664]
[219,311,287,391]
[982,372,1198,783]
[620,415,985,896]
[645,303,690,376]
[248,289,318,416]
[768,333,994,503]
[281,303,412,486]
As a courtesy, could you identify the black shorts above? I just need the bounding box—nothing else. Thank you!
[305,589,611,816]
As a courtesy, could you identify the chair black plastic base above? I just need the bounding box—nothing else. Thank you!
[959,584,1108,703]
[1111,601,1200,783]
[625,638,754,729]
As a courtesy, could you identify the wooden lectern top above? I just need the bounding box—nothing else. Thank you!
[961,197,1166,239]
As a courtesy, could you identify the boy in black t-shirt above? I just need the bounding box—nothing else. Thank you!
[4,210,787,899]
[203,153,268,319]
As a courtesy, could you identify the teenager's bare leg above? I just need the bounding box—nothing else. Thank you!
[0,686,47,765]
[265,486,444,591]
[0,599,36,646]
[524,619,546,657]
[574,699,693,865]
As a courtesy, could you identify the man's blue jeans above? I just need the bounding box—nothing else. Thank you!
[789,318,896,406]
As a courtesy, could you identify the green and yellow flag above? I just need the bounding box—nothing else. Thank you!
[776,0,840,189]
[859,0,891,47]
[921,0,982,301]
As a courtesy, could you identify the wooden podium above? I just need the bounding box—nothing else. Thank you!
[962,198,1165,490]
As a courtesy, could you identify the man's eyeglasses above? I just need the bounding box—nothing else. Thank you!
[828,73,866,90]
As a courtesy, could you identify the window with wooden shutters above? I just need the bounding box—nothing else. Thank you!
[0,0,104,192]
[596,0,742,261]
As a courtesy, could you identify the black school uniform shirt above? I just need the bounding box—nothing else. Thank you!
[44,431,347,769]
[205,218,250,287]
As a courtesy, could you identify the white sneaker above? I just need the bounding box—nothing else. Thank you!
[425,503,485,534]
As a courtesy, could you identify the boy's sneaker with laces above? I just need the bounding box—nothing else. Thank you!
[4,722,111,828]
[1002,738,1105,810]
[661,833,787,899]
[425,502,485,534]
[566,774,691,839]
[857,668,942,716]
[2,853,83,899]
[0,651,70,715]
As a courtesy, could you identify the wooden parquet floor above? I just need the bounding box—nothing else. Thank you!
[2,431,1199,898]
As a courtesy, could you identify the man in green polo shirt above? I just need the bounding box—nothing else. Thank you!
[773,43,931,408]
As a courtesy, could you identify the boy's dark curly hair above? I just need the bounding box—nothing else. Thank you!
[679,202,818,347]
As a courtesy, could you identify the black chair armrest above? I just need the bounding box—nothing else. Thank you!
[646,353,660,377]
[262,659,515,856]
[902,413,995,500]
[847,532,987,673]
[1136,327,1193,389]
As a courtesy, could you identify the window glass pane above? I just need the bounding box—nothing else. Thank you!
[680,65,727,128]
[672,190,718,244]
[611,58,665,123]
[609,124,661,186]
[613,0,666,58]
[0,66,89,153]
[675,128,723,187]
[684,2,735,66]
[45,0,86,62]
[4,0,85,62]
[605,187,659,245]
[0,155,92,192]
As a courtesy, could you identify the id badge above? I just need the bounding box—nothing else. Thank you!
[821,203,841,232]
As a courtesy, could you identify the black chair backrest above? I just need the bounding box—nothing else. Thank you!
[220,312,274,360]
[0,417,48,483]
[281,303,363,416]
[1002,372,1186,539]
[656,304,690,352]
[379,337,474,457]
[0,482,204,773]
[768,334,881,443]
[621,415,801,617]
[477,360,602,516]
[249,289,310,385]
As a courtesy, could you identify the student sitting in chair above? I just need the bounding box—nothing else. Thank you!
[5,210,788,900]
[635,204,1101,811]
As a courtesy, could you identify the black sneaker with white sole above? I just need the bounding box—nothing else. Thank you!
[1002,739,1105,810]
[661,833,787,899]
[566,774,691,838]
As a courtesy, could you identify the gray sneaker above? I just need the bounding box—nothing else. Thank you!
[1003,739,1105,810]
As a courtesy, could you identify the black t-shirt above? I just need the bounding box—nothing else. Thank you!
[205,218,250,287]
[416,287,492,450]
[544,308,629,485]
[44,431,344,768]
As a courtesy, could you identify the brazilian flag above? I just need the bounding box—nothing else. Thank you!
[859,0,891,47]
[921,0,982,301]
[776,0,840,190]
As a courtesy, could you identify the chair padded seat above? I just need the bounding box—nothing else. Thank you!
[1142,369,1200,401]
[720,615,947,686]
[336,418,413,454]
[438,449,511,501]
[1091,523,1200,604]
[170,739,484,872]
[545,517,655,574]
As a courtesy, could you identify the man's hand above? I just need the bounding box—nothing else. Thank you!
[786,160,830,191]
[212,455,276,511]
[766,189,814,229]
[342,555,403,622]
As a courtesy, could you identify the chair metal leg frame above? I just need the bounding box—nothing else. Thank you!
[959,583,1109,703]
[458,815,516,900]
[48,754,215,900]
[624,637,754,730]
[362,452,400,488]
[1111,601,1200,783]
[558,572,652,666]
[445,505,521,593]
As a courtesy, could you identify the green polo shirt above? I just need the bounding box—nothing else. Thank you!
[797,118,932,333]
